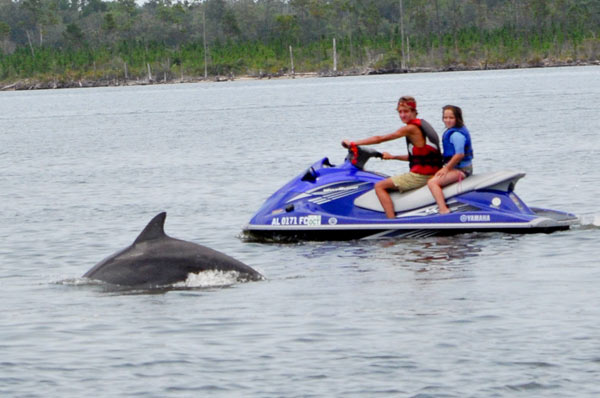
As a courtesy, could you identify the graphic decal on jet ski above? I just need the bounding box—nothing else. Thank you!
[509,193,525,210]
[491,197,502,208]
[288,182,370,205]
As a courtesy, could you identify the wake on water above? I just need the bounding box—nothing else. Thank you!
[576,214,600,228]
[568,214,600,232]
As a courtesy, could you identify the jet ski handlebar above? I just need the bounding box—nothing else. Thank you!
[343,142,383,170]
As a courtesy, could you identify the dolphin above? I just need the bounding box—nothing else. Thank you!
[83,212,263,287]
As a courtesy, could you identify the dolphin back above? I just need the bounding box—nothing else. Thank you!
[83,212,263,287]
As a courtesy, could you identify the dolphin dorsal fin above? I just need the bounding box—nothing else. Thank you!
[134,212,167,244]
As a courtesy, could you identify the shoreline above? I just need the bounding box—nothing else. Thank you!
[1,60,598,91]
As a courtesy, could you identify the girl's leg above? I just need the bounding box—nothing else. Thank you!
[427,170,465,214]
[375,178,398,219]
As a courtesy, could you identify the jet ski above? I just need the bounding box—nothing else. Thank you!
[243,145,578,241]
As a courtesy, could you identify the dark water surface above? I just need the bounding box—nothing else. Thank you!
[1,66,599,397]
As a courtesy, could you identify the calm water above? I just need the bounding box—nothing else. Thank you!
[1,66,599,397]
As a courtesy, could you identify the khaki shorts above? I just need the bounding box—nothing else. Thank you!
[391,172,432,192]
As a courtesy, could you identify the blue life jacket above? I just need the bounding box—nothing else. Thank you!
[442,126,474,164]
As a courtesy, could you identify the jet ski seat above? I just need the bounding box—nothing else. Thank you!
[354,170,526,213]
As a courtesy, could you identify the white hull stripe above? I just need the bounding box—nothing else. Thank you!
[246,222,544,231]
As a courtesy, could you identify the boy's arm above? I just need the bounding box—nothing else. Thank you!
[382,152,409,161]
[343,125,413,147]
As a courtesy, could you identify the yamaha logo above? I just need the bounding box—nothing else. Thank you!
[328,217,338,225]
[460,214,491,222]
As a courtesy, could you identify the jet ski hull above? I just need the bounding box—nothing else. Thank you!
[244,210,574,241]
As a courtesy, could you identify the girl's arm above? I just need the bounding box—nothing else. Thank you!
[435,153,464,177]
[444,153,465,170]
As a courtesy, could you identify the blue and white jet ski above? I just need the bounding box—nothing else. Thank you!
[243,145,577,241]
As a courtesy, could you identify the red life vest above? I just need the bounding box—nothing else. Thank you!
[406,119,442,175]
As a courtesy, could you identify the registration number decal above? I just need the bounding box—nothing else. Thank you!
[271,215,322,226]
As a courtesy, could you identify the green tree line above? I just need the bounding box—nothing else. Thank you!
[1,0,599,86]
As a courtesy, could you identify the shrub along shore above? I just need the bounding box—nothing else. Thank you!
[2,36,599,91]
[2,59,599,91]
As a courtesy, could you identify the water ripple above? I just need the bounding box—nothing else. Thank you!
[2,67,600,398]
